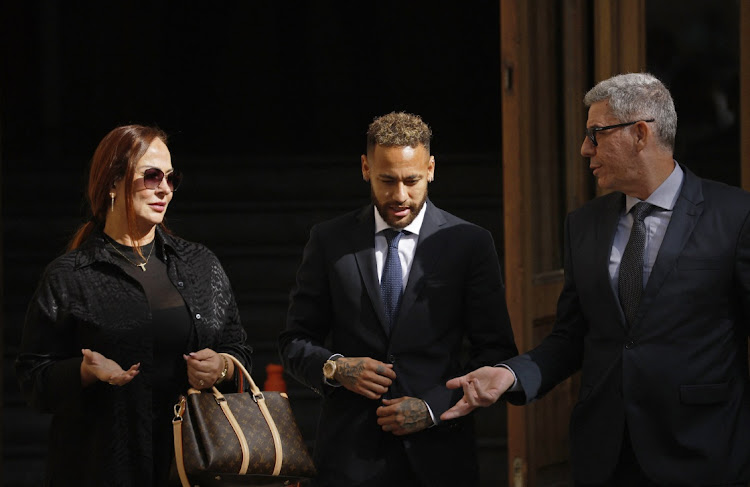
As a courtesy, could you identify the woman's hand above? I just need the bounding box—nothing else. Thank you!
[184,349,234,389]
[80,348,140,387]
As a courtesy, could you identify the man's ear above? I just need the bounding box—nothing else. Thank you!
[361,154,370,182]
[634,121,650,151]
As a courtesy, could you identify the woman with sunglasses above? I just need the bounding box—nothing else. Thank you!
[15,124,252,486]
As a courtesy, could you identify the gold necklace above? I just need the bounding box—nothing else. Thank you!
[108,240,155,272]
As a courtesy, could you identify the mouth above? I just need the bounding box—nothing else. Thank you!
[149,202,167,212]
[389,205,411,218]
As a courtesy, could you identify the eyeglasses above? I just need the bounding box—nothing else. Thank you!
[142,168,183,191]
[584,119,655,147]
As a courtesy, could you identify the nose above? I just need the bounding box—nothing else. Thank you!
[156,175,173,195]
[393,182,407,203]
[581,137,595,158]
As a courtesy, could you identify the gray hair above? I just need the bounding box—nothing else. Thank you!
[584,73,677,151]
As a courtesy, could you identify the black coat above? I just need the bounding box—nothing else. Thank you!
[15,227,252,486]
[280,201,517,487]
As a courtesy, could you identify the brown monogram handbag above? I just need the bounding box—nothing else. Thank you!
[172,353,316,487]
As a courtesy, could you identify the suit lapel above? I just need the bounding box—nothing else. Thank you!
[351,206,390,333]
[637,167,704,328]
[391,201,447,336]
[597,194,628,328]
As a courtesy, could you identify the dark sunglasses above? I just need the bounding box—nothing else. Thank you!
[142,168,183,191]
[584,119,655,147]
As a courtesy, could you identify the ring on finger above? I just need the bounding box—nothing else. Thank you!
[199,379,205,387]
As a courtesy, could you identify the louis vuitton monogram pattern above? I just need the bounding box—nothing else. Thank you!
[175,357,316,483]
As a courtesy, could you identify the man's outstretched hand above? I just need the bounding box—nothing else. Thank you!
[440,366,515,420]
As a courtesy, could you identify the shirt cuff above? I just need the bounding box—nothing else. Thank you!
[496,364,521,392]
[423,400,437,427]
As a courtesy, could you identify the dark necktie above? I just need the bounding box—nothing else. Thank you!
[618,202,655,326]
[381,229,404,329]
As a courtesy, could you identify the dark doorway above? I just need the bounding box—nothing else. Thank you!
[1,3,506,485]
[647,0,741,185]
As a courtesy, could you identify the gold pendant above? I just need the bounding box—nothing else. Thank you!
[137,263,147,272]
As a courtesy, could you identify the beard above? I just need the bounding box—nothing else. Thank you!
[371,187,427,229]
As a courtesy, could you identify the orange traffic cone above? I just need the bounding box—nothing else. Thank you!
[264,363,287,392]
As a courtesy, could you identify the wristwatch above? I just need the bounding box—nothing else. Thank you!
[323,359,339,380]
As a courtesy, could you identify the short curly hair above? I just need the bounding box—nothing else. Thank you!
[366,111,432,153]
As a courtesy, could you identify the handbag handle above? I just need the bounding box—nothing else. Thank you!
[222,352,260,395]
[219,354,285,475]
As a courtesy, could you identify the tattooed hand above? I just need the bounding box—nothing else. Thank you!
[334,357,396,400]
[376,397,433,435]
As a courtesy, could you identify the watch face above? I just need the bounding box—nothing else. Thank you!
[323,361,335,379]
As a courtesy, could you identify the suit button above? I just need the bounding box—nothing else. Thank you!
[625,340,635,349]
[388,354,396,363]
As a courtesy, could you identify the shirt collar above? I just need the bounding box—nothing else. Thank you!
[625,162,683,213]
[75,225,180,269]
[373,200,428,236]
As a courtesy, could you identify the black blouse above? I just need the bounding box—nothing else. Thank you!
[15,227,252,487]
[106,235,193,484]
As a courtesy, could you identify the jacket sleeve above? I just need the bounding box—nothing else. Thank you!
[422,226,518,420]
[206,255,253,391]
[278,224,334,396]
[15,264,87,414]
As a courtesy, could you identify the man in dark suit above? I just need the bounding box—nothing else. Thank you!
[279,111,517,487]
[442,73,750,486]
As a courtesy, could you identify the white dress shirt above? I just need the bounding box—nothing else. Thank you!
[373,201,427,286]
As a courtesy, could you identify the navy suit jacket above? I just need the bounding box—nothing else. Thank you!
[505,166,750,485]
[280,200,517,487]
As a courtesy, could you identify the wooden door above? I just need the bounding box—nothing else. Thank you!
[740,0,750,375]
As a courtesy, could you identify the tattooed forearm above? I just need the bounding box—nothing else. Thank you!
[337,359,365,387]
[399,398,432,432]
